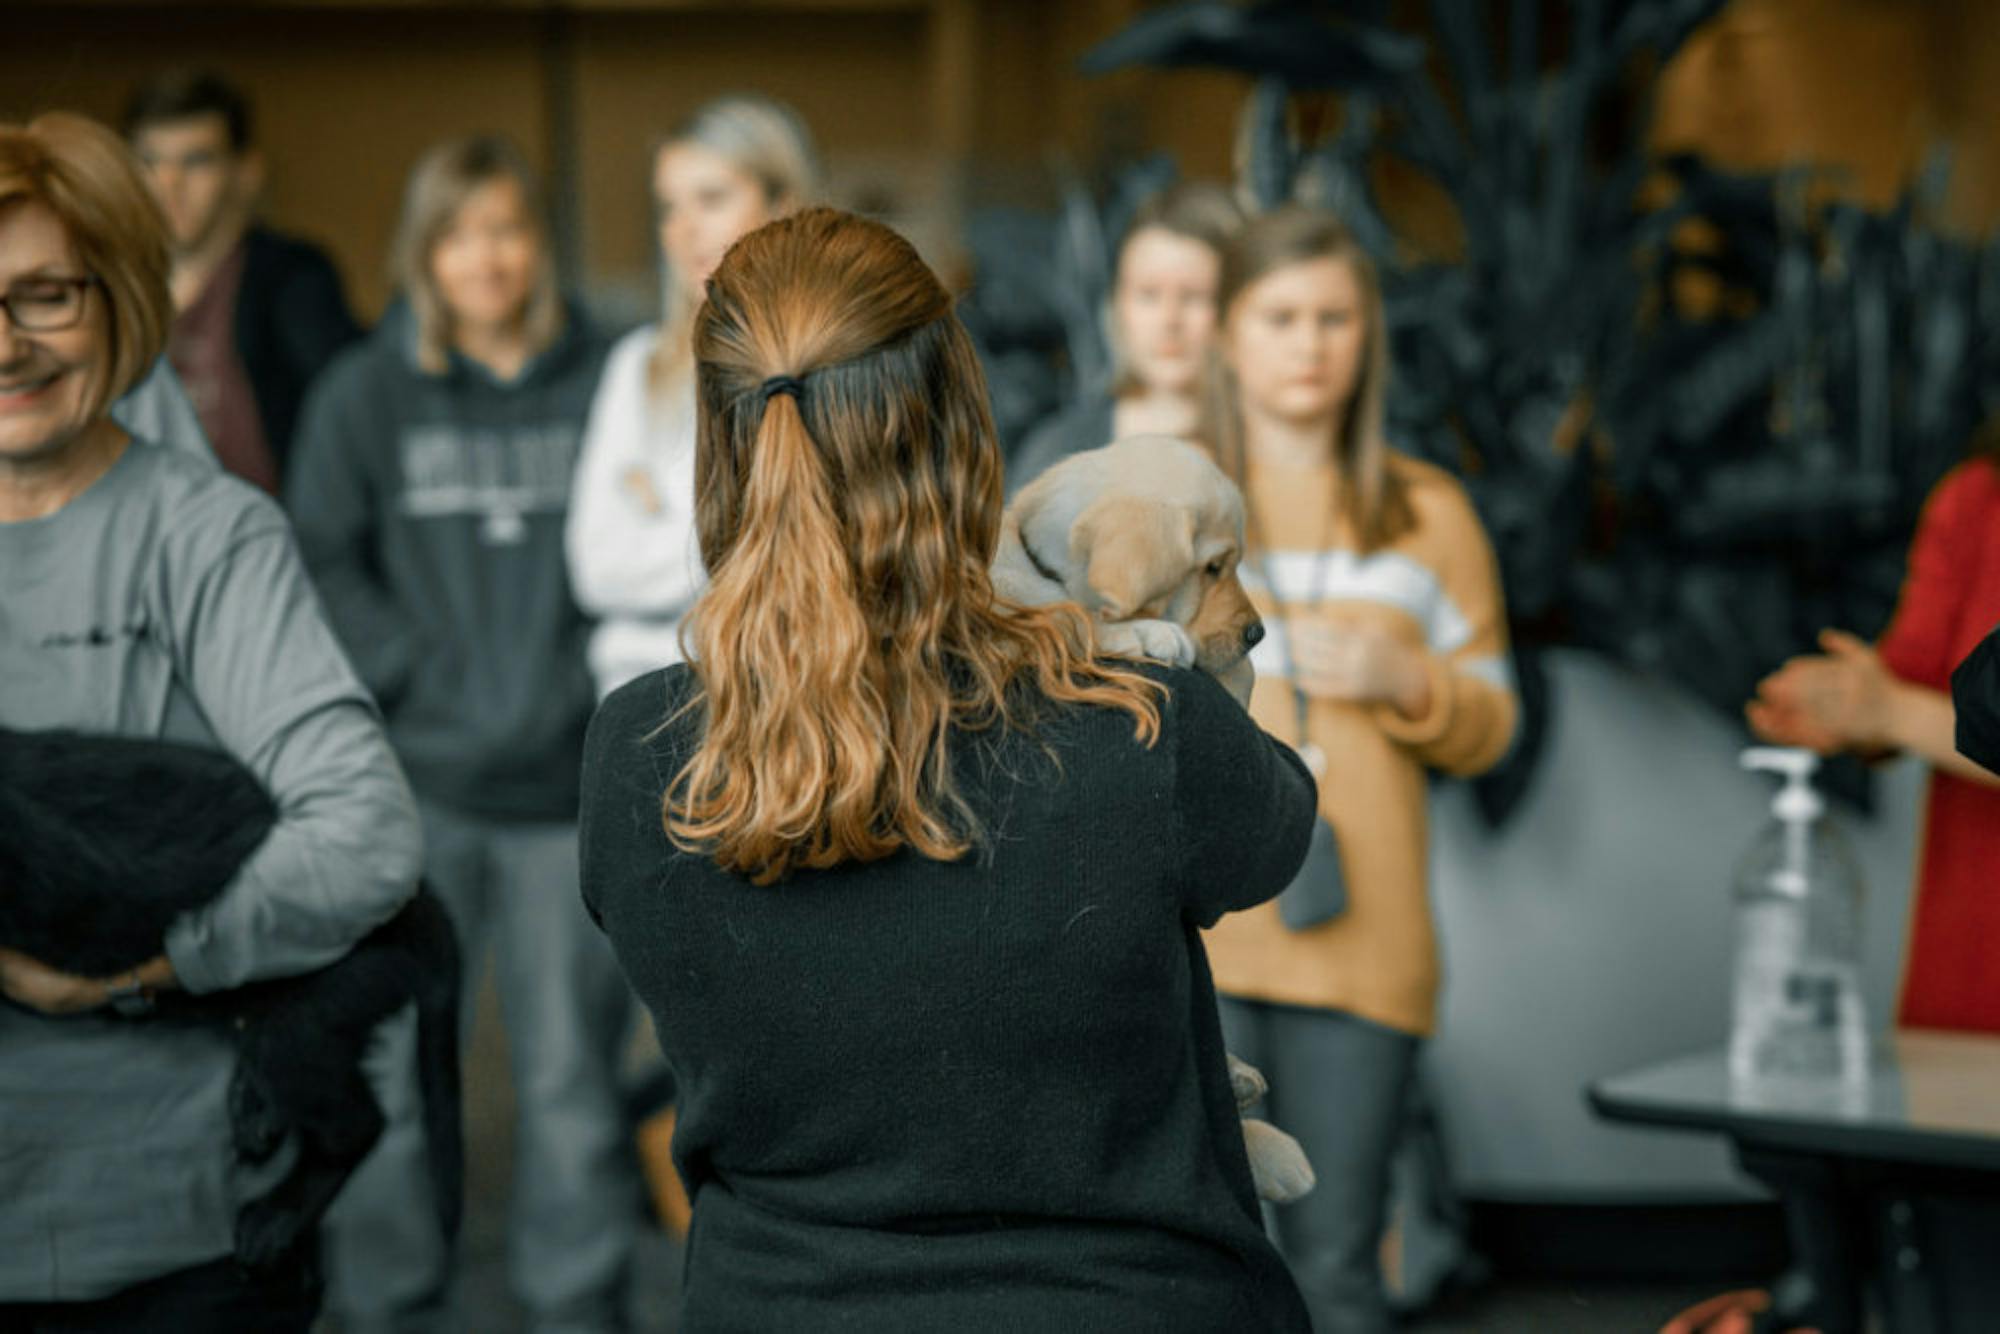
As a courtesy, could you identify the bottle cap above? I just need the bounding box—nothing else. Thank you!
[1741,746,1825,824]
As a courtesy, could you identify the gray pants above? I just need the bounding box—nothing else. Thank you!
[1219,996,1419,1334]
[322,804,639,1334]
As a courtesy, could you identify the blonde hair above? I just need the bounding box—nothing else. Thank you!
[1108,180,1243,397]
[390,134,560,376]
[647,94,820,395]
[669,207,1161,885]
[1204,204,1412,552]
[0,112,171,417]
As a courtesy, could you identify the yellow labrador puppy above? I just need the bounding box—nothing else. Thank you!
[996,436,1265,705]
[994,435,1315,1204]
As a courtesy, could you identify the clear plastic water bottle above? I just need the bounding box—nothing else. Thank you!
[1728,748,1870,1100]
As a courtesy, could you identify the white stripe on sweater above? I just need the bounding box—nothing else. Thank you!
[1242,550,1512,694]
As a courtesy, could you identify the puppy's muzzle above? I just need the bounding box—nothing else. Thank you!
[1241,619,1266,654]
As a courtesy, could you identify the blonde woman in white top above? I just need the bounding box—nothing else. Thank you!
[567,95,818,696]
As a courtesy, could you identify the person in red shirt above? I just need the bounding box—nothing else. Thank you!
[1748,444,2000,1033]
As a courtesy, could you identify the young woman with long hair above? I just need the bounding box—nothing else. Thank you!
[1198,205,1518,1331]
[566,94,818,697]
[1008,180,1242,493]
[286,135,632,1333]
[579,207,1317,1331]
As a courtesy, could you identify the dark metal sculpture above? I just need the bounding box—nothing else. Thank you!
[1051,0,1992,822]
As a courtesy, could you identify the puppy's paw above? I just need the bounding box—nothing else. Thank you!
[1097,618,1196,667]
[1243,1119,1317,1203]
[1227,1053,1268,1111]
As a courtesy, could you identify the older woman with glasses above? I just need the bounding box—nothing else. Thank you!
[0,112,420,1332]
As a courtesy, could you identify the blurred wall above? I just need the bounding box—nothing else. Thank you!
[5,1,1998,337]
[1655,0,2000,232]
[0,0,1246,324]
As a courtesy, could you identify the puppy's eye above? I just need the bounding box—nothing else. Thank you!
[1205,558,1228,577]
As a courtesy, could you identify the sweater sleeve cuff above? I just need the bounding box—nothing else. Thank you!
[1373,653,1455,747]
[162,916,224,996]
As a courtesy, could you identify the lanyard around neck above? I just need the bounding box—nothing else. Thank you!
[1243,481,1342,750]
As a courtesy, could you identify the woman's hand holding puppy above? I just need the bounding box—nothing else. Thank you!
[1291,620,1432,719]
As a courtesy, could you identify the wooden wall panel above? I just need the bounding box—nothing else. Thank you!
[2,6,548,320]
[9,1,2000,328]
[1654,0,2000,232]
[570,6,930,318]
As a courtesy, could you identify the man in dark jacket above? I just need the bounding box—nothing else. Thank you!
[124,69,360,493]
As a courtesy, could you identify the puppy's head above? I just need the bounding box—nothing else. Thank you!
[1034,437,1264,677]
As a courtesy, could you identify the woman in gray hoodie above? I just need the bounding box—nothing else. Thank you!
[286,135,630,1334]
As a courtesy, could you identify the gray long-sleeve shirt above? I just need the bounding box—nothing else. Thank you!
[0,439,421,1301]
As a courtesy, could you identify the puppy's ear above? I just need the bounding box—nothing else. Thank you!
[1071,495,1196,620]
[1011,472,1092,579]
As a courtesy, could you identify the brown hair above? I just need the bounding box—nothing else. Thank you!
[0,112,172,418]
[1109,181,1243,396]
[121,68,253,151]
[1204,204,1412,552]
[391,134,560,376]
[670,207,1161,884]
[647,94,820,395]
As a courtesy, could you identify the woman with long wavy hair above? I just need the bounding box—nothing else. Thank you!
[579,207,1316,1332]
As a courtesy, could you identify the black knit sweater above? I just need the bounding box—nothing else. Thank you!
[580,663,1315,1332]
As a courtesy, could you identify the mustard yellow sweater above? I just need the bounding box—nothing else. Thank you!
[1203,453,1517,1036]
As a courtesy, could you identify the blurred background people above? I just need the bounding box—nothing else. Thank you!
[1749,428,2000,1034]
[123,68,360,493]
[1198,206,1518,1333]
[287,133,630,1334]
[566,93,819,699]
[0,110,419,1333]
[579,205,1314,1332]
[1007,180,1241,493]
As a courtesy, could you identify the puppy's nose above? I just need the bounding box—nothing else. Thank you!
[1242,620,1266,652]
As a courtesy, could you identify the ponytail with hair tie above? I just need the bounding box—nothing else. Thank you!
[668,206,1161,885]
[755,375,806,407]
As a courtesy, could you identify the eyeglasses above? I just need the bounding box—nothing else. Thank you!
[0,276,101,333]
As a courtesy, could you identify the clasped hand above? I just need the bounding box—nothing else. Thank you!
[1290,619,1431,717]
[1746,629,1893,753]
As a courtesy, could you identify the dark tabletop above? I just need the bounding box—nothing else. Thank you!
[1589,1031,2000,1174]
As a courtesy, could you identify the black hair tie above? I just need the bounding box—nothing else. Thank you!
[758,375,806,406]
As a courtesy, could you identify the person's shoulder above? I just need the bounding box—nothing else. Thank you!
[1388,451,1487,542]
[309,323,401,399]
[590,325,661,399]
[1388,449,1469,503]
[1929,457,2000,519]
[1009,394,1117,491]
[593,663,699,762]
[1022,394,1115,456]
[124,441,291,554]
[1138,661,1239,727]
[606,323,660,368]
[1045,660,1223,750]
[245,224,341,275]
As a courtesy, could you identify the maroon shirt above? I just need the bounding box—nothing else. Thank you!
[1877,459,2000,1033]
[168,241,279,495]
